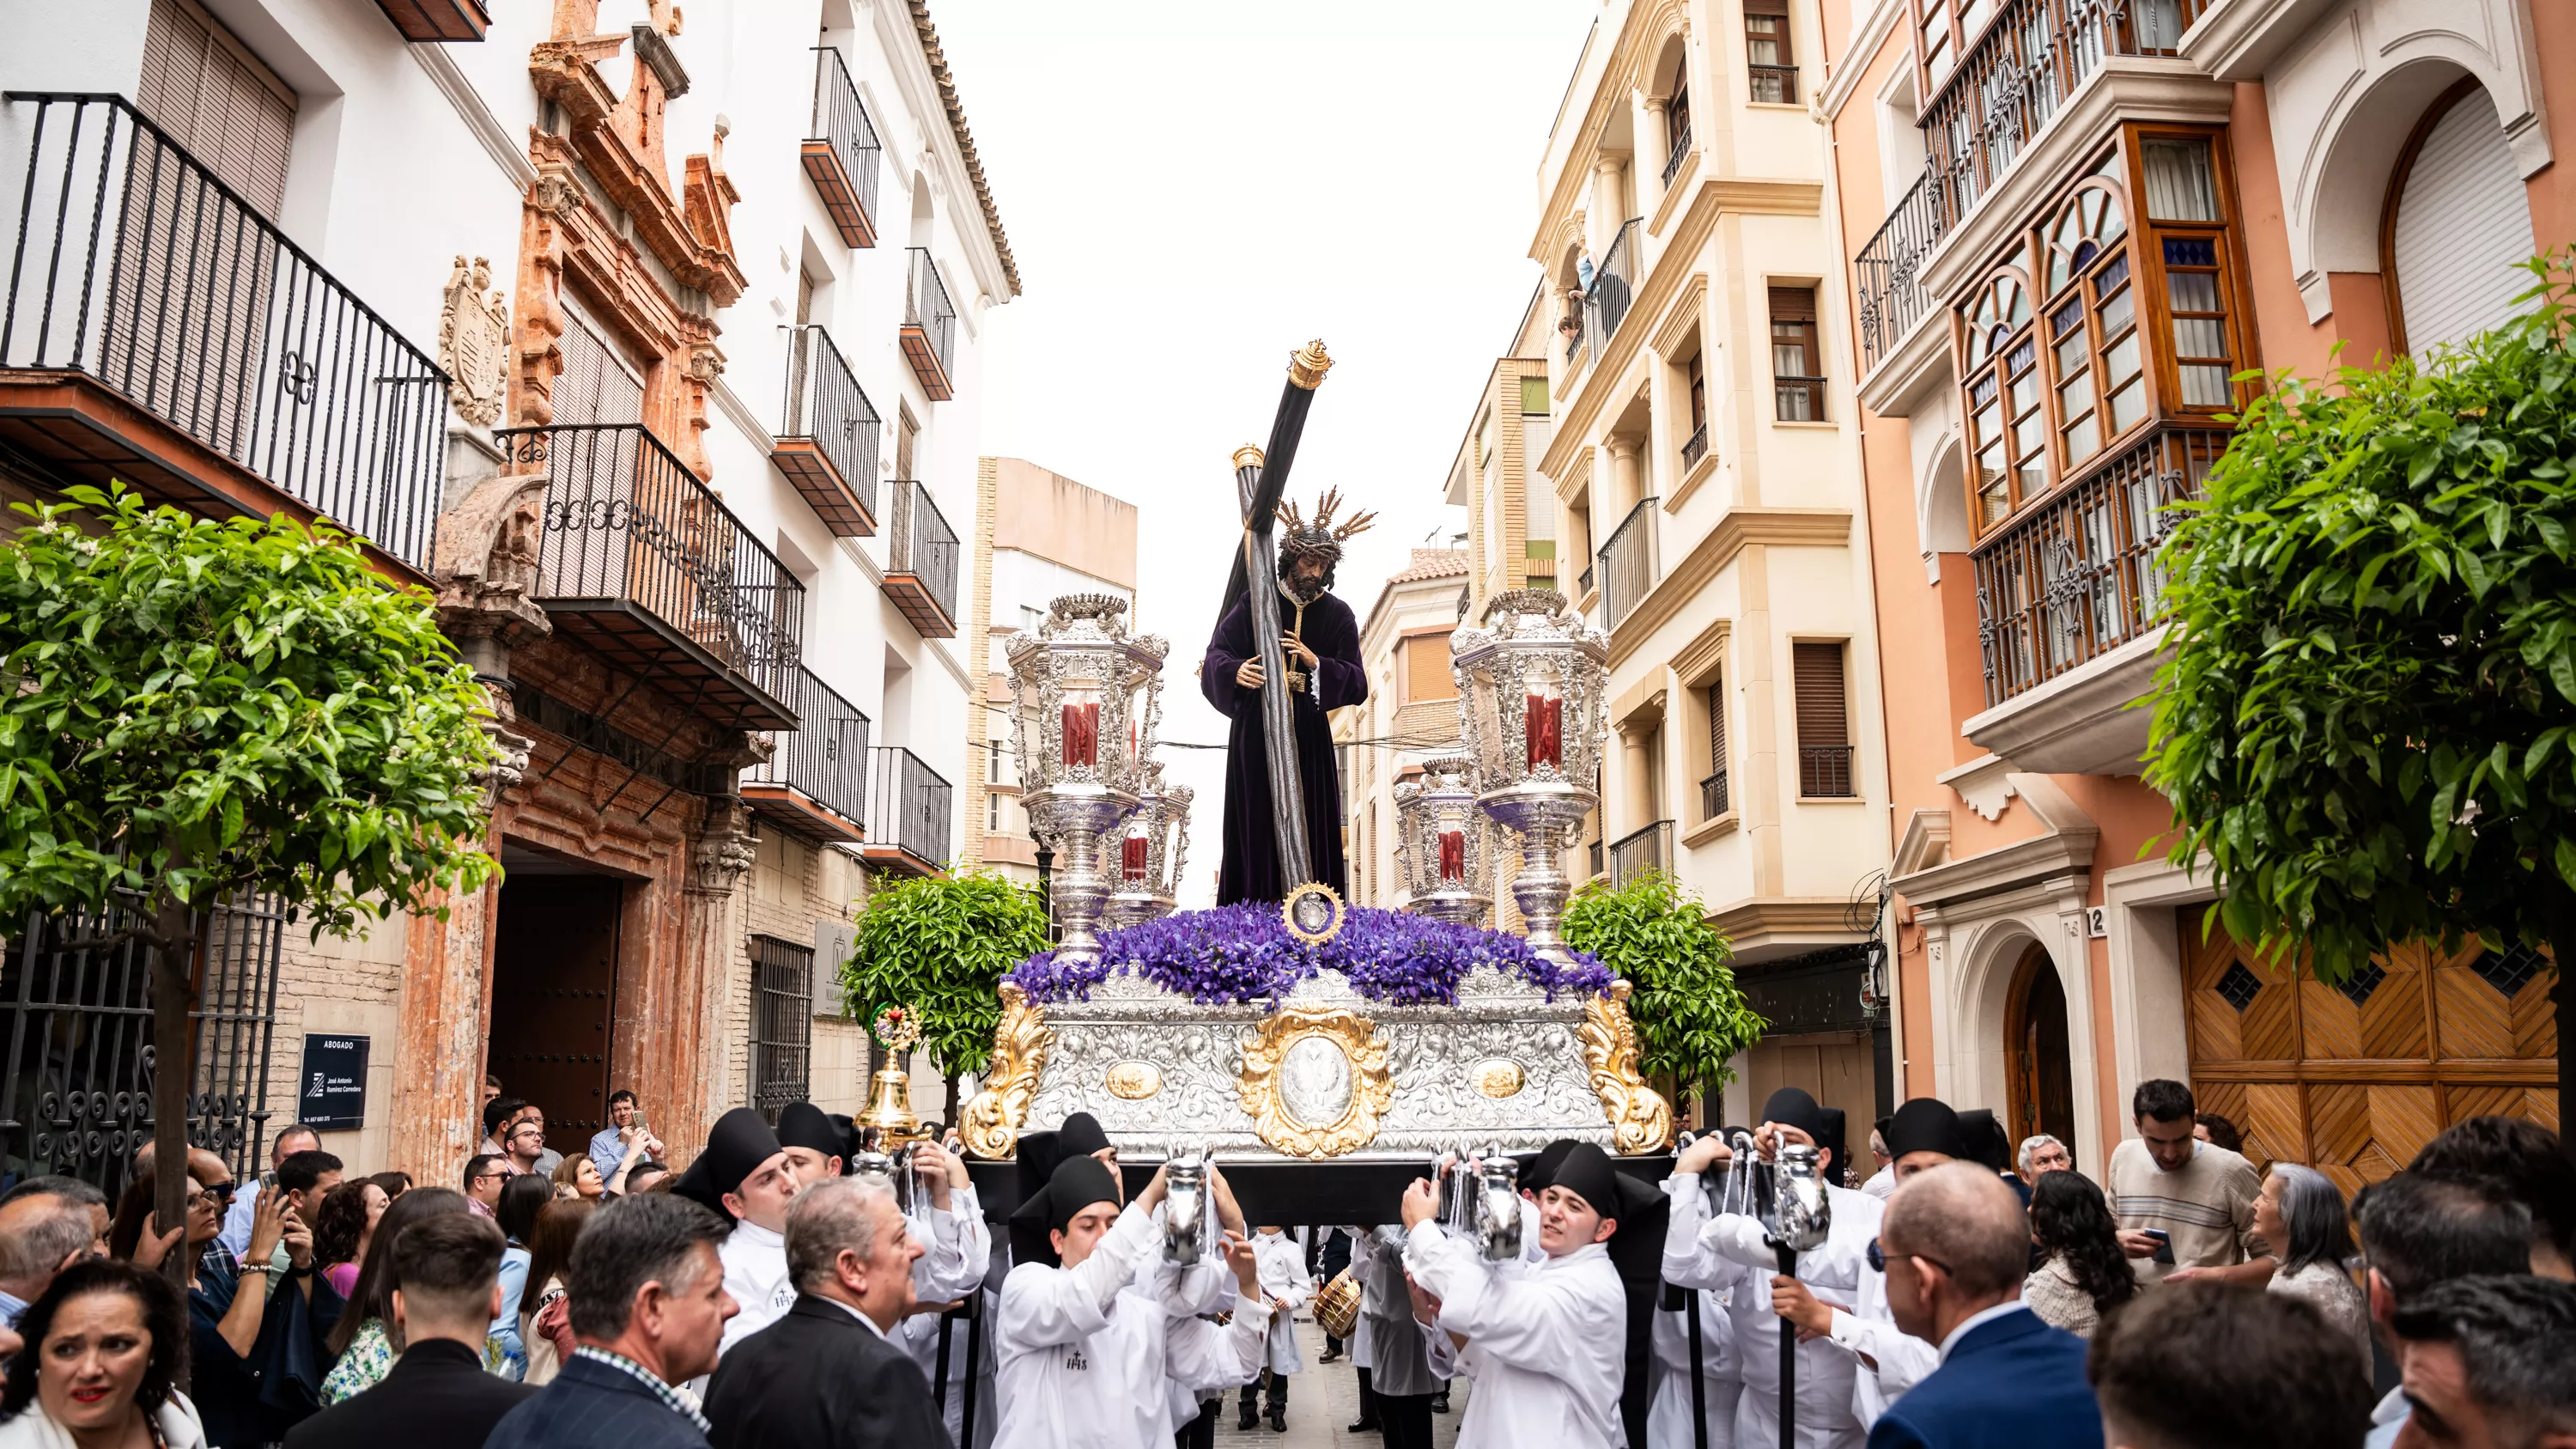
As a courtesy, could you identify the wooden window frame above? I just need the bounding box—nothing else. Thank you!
[1790,639,1856,800]
[1768,284,1826,422]
[1746,0,1797,106]
[1686,350,1708,434]
[1959,264,2038,533]
[2037,168,2132,475]
[2128,125,2254,422]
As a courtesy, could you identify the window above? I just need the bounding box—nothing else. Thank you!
[896,405,918,479]
[1747,0,1795,105]
[2140,137,2238,411]
[1960,271,2038,529]
[1668,64,1692,169]
[1701,679,1730,819]
[1792,642,1855,798]
[1683,350,1710,467]
[1769,286,1825,421]
[1914,0,1996,94]
[749,935,815,1122]
[1475,410,1492,467]
[1521,374,1552,415]
[2039,179,2131,470]
[1401,635,1456,704]
[138,0,296,219]
[2388,85,2538,356]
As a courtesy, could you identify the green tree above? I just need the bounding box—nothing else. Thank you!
[841,869,1051,1092]
[1563,870,1765,1110]
[2147,253,2576,1139]
[0,485,501,1275]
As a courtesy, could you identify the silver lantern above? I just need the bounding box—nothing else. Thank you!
[1007,594,1164,960]
[1449,588,1607,963]
[1103,760,1193,930]
[1393,757,1493,927]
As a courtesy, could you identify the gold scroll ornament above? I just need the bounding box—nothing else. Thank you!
[1577,980,1674,1154]
[959,983,1054,1160]
[1236,1003,1395,1159]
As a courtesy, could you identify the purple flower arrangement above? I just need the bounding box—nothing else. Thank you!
[1010,903,1611,1007]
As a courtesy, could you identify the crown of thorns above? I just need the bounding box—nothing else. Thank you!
[1276,489,1376,560]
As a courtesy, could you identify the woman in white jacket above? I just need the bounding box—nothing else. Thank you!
[0,1258,207,1449]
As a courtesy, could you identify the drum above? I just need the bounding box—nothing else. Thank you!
[1314,1267,1363,1340]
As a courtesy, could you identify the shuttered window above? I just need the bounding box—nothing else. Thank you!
[1402,636,1455,704]
[2391,87,2537,358]
[1793,642,1855,798]
[554,295,646,428]
[138,0,295,220]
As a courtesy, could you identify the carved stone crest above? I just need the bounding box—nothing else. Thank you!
[440,256,510,428]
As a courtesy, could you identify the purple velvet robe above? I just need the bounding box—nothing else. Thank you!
[1200,586,1368,904]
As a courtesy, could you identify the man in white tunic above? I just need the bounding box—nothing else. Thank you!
[993,1156,1273,1449]
[888,1136,995,1445]
[1402,1141,1639,1449]
[675,1107,805,1360]
[1664,1088,1880,1449]
[1237,1226,1311,1430]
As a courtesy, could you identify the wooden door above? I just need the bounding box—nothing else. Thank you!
[2180,912,2558,1197]
[489,874,623,1154]
[2006,946,2078,1165]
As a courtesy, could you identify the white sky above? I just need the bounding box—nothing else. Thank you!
[937,1,1598,905]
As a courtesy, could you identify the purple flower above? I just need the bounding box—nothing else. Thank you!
[1008,905,1610,1007]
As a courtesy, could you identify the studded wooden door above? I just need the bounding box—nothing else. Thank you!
[2181,913,2558,1197]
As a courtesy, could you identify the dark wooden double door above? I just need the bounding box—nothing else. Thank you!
[489,875,623,1155]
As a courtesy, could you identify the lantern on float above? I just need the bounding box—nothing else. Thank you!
[1393,757,1493,926]
[1449,588,1607,962]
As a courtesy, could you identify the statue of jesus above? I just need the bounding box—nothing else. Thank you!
[1200,490,1372,904]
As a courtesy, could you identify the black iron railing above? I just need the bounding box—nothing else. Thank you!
[888,478,961,626]
[1922,0,2209,231]
[1799,746,1856,798]
[748,666,872,827]
[1586,219,1642,355]
[1662,121,1692,186]
[1588,839,1605,880]
[1750,64,1798,104]
[747,935,814,1124]
[1598,495,1659,631]
[904,247,957,387]
[1701,769,1730,819]
[497,423,805,715]
[1609,820,1674,889]
[804,48,880,247]
[1578,561,1595,597]
[868,746,953,869]
[1856,168,1948,372]
[1972,424,2225,706]
[0,94,446,569]
[1775,374,1827,422]
[779,324,879,520]
[1681,423,1709,470]
[2,892,283,1199]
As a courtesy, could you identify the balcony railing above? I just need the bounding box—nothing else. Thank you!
[1585,219,1642,357]
[1609,820,1674,889]
[744,665,872,843]
[803,48,880,248]
[901,248,957,401]
[497,423,805,730]
[884,478,961,637]
[1598,495,1660,632]
[1700,769,1730,819]
[1680,423,1709,471]
[774,325,878,537]
[1749,64,1798,105]
[1577,561,1595,598]
[866,746,952,875]
[1971,424,2225,707]
[1588,839,1605,880]
[0,94,445,570]
[1923,0,2210,230]
[1662,121,1692,186]
[1799,746,1856,798]
[1855,168,1949,373]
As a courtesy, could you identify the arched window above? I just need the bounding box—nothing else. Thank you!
[2386,82,2538,357]
[2040,175,2132,470]
[1961,270,2038,531]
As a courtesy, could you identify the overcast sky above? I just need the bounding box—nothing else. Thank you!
[936,1,1597,905]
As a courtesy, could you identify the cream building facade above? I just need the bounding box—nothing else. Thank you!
[1340,549,1472,911]
[1532,0,1894,1129]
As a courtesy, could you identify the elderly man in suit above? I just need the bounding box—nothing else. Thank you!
[484,1194,739,1449]
[283,1215,532,1448]
[1862,1163,2099,1449]
[703,1175,949,1449]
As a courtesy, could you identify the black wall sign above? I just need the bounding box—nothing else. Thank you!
[298,1035,370,1131]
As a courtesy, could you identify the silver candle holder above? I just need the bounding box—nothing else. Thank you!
[1103,759,1193,930]
[1006,595,1165,960]
[1392,757,1494,927]
[1449,588,1607,964]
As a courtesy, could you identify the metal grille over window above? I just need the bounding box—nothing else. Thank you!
[2215,961,2263,1014]
[749,935,815,1123]
[1769,286,1826,422]
[2334,959,2387,1008]
[1792,642,1855,798]
[2470,944,2545,999]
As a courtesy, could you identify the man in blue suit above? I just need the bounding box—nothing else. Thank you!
[1864,1162,2102,1449]
[484,1192,739,1449]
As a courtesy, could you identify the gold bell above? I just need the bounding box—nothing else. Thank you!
[857,1063,929,1146]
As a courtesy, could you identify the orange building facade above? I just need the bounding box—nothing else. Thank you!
[1816,0,2565,1186]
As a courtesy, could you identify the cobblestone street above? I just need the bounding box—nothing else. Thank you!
[1207,1317,1464,1449]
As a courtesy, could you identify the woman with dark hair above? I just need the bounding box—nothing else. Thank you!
[0,1258,201,1447]
[313,1179,390,1299]
[2194,1111,2245,1154]
[364,1171,410,1202]
[2022,1169,2136,1336]
[320,1186,475,1405]
[488,1174,550,1381]
[514,1198,593,1386]
[2257,1163,2370,1376]
[548,1154,605,1202]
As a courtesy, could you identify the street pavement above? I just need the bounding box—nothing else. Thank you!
[1207,1315,1465,1449]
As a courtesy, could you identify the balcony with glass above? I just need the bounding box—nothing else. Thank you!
[744,666,872,845]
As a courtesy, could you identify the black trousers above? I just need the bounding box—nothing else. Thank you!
[1238,1368,1287,1412]
[1175,1398,1218,1449]
[1376,1391,1436,1449]
[1352,1366,1377,1428]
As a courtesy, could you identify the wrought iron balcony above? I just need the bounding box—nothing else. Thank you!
[773,326,878,536]
[865,745,952,876]
[1584,219,1643,356]
[496,423,805,730]
[1681,423,1709,471]
[1799,746,1856,799]
[1597,495,1660,632]
[1700,769,1730,819]
[902,248,957,402]
[1971,424,2225,707]
[1922,0,2210,232]
[1855,168,1949,373]
[1588,838,1605,881]
[744,666,872,844]
[883,478,962,638]
[0,94,446,572]
[1662,121,1692,186]
[1609,820,1674,889]
[803,48,881,248]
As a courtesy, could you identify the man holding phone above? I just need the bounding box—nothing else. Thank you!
[2105,1080,2269,1285]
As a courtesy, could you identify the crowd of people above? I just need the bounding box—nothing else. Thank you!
[0,1075,2562,1449]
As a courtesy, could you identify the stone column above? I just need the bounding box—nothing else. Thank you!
[1639,95,1670,218]
[1620,724,1656,834]
[673,792,756,1154]
[1592,157,1627,255]
[1607,439,1643,522]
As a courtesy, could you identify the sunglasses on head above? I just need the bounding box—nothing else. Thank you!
[192,1182,237,1208]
